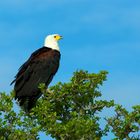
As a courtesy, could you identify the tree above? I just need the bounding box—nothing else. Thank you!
[0,70,139,140]
[106,105,140,140]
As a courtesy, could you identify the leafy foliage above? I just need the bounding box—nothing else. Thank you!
[0,70,139,140]
[0,92,40,140]
[34,70,114,139]
[106,105,140,140]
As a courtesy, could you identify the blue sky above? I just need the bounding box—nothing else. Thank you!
[0,0,140,139]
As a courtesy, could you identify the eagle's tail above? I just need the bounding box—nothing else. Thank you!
[18,97,36,113]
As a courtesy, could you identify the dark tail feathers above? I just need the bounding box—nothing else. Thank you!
[18,97,36,113]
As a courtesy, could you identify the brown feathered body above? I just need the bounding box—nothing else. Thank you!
[11,47,60,112]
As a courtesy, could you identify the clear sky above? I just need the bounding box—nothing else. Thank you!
[0,0,140,139]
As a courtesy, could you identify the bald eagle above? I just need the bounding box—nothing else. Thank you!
[11,34,62,112]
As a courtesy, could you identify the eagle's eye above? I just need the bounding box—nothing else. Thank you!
[54,36,57,38]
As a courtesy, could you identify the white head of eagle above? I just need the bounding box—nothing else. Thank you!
[11,34,62,112]
[44,34,62,51]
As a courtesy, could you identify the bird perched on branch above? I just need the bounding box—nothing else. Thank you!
[11,34,62,112]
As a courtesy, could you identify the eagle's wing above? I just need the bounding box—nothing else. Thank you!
[11,47,60,111]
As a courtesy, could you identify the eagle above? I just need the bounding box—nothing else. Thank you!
[11,34,62,112]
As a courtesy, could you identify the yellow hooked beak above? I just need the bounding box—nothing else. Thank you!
[55,35,63,41]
